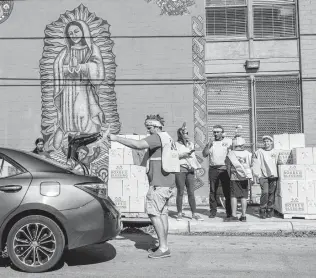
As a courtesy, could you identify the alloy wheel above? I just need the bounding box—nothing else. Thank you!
[13,223,56,267]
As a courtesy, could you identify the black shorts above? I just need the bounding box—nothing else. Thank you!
[230,180,249,199]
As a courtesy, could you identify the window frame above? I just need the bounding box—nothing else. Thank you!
[204,0,298,41]
[252,0,298,40]
[205,0,249,41]
[0,154,27,179]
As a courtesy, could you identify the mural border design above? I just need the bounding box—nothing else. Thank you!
[192,15,207,191]
[0,0,14,24]
[145,0,195,16]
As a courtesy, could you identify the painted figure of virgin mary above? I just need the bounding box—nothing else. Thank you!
[53,20,105,149]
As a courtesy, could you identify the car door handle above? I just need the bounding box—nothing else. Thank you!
[0,185,22,193]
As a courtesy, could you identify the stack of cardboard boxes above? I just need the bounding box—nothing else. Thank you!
[108,135,149,217]
[274,133,316,218]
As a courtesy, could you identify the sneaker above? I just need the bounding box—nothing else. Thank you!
[148,246,159,253]
[224,216,239,222]
[148,249,171,259]
[176,214,183,221]
[192,214,204,221]
[209,211,216,218]
[266,209,274,218]
[239,216,247,222]
[259,209,266,219]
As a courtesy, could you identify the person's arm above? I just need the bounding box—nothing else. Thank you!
[109,134,149,150]
[202,140,213,157]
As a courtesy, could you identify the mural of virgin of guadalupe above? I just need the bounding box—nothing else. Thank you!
[53,20,105,149]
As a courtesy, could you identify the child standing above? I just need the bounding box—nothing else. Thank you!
[252,135,279,219]
[225,136,253,222]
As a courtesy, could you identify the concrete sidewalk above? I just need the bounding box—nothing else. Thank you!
[167,205,316,234]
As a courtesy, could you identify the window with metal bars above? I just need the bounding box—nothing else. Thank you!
[205,0,248,38]
[206,76,302,150]
[253,0,297,39]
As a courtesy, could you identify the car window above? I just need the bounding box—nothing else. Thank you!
[0,157,24,178]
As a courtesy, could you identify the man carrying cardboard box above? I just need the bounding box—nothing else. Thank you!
[252,135,279,219]
[107,114,177,259]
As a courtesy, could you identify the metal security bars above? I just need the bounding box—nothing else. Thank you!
[206,75,302,150]
[205,0,248,38]
[255,76,302,147]
[206,78,254,150]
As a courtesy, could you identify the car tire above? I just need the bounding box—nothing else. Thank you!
[7,215,65,273]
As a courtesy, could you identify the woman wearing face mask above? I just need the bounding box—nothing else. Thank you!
[175,123,204,221]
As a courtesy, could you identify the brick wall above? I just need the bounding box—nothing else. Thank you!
[299,0,316,146]
[0,0,203,150]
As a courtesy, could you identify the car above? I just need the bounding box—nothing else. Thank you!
[0,147,121,273]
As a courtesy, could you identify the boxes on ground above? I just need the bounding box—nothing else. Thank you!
[129,196,146,213]
[289,133,305,149]
[109,164,131,180]
[278,165,305,181]
[112,196,129,213]
[273,134,290,150]
[109,149,124,165]
[292,148,313,165]
[108,180,124,197]
[277,150,293,165]
[305,165,316,180]
[110,135,126,149]
[274,197,307,214]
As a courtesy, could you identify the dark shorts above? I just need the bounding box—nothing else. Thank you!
[230,180,249,199]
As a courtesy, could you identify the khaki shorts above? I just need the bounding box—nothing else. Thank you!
[145,186,176,216]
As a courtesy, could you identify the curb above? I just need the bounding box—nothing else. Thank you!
[168,220,302,234]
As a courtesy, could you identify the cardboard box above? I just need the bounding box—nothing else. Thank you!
[282,198,307,214]
[123,148,134,164]
[289,133,305,149]
[292,148,314,165]
[307,198,316,214]
[297,180,315,199]
[129,196,146,213]
[278,165,305,181]
[130,165,147,182]
[313,148,316,164]
[137,181,149,197]
[277,150,293,165]
[122,180,138,197]
[279,181,298,199]
[108,180,124,197]
[111,135,126,149]
[109,149,124,165]
[273,134,290,150]
[305,165,316,180]
[109,165,131,180]
[112,196,129,213]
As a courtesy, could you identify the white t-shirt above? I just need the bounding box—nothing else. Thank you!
[209,138,232,167]
[255,148,279,178]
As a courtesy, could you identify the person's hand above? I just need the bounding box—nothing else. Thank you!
[108,134,117,142]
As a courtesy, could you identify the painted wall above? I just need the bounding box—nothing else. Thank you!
[0,0,203,150]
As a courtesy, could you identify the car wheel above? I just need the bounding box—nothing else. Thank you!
[7,215,65,273]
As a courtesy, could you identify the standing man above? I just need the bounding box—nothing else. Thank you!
[107,114,176,259]
[252,135,279,219]
[202,125,232,218]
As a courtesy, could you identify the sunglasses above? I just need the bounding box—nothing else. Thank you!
[183,131,189,135]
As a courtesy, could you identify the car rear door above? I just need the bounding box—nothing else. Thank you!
[0,154,32,226]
